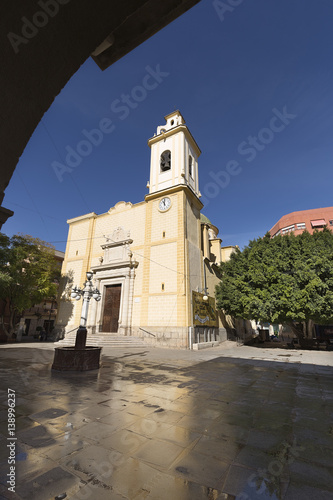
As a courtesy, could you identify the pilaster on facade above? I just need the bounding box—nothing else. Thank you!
[140,200,153,327]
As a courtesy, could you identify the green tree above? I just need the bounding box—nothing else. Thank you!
[215,229,333,338]
[0,233,60,338]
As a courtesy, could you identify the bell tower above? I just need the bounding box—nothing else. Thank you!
[147,110,201,198]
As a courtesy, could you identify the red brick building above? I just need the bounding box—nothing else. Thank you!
[269,207,333,237]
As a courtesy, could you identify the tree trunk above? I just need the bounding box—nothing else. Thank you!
[305,320,314,338]
[2,307,17,339]
[0,315,9,337]
[286,321,304,339]
[9,307,16,338]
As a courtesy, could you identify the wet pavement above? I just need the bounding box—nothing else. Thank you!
[0,341,332,500]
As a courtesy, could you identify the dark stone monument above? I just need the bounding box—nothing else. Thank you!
[52,327,102,371]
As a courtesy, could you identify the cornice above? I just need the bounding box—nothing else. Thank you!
[148,124,201,157]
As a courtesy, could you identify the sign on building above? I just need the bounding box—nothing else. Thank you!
[192,291,218,327]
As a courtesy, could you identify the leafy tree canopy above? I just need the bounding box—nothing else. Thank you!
[216,229,333,330]
[0,233,60,336]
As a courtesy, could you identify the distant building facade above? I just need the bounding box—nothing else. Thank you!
[269,207,333,237]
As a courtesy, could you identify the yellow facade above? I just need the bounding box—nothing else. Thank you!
[57,111,227,348]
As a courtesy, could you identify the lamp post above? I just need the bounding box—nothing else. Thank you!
[71,271,101,348]
[52,271,102,371]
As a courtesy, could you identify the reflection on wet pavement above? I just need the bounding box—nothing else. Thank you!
[0,344,332,499]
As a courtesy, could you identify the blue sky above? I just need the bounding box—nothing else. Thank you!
[3,0,333,252]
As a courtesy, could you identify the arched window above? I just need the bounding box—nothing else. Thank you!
[188,156,193,177]
[160,150,171,172]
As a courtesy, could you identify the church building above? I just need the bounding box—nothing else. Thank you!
[57,111,227,348]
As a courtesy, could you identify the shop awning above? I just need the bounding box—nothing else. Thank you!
[311,219,326,227]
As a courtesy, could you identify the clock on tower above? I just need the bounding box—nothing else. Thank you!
[158,197,171,212]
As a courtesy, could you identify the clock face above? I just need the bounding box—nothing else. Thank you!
[159,197,171,211]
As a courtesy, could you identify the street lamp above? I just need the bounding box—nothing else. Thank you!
[71,271,101,329]
[52,271,102,370]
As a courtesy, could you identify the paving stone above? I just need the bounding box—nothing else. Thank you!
[294,441,333,468]
[293,426,333,447]
[127,417,172,438]
[176,414,212,434]
[191,406,223,420]
[246,430,289,450]
[208,421,250,443]
[147,408,185,424]
[173,450,228,490]
[287,461,333,491]
[16,424,57,448]
[284,483,333,500]
[72,421,125,442]
[42,411,92,431]
[193,435,242,463]
[234,445,272,470]
[98,397,133,411]
[40,434,92,462]
[218,411,255,429]
[223,463,289,499]
[105,457,163,499]
[99,410,139,429]
[77,404,115,419]
[11,452,57,484]
[0,483,21,500]
[29,408,68,421]
[15,466,81,500]
[121,402,160,418]
[138,471,229,500]
[134,395,179,411]
[222,464,260,497]
[11,416,39,433]
[70,483,125,500]
[194,399,232,412]
[60,444,123,483]
[102,429,150,455]
[149,424,200,448]
[14,401,56,417]
[132,439,184,468]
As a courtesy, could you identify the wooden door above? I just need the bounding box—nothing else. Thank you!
[102,285,121,332]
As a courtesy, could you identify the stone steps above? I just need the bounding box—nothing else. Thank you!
[54,331,147,348]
